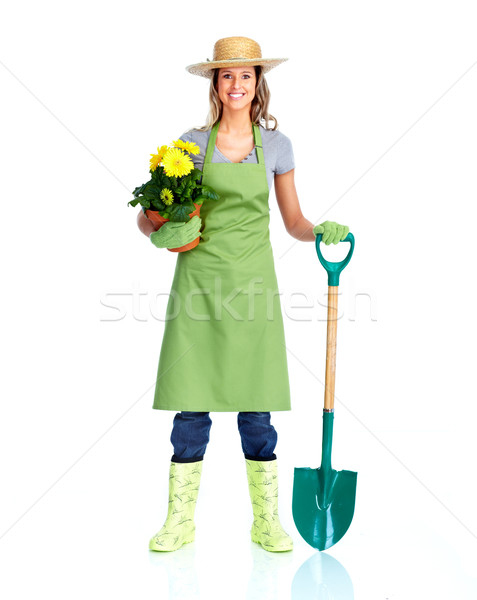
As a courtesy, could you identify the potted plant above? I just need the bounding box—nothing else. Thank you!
[128,140,220,252]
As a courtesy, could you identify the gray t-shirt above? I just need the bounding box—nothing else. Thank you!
[178,125,295,191]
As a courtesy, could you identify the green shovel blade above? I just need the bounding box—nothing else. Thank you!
[293,412,357,550]
[293,466,357,550]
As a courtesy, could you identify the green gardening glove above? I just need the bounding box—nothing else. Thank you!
[313,220,349,245]
[150,215,202,249]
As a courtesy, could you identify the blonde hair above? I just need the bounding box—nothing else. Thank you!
[194,66,279,132]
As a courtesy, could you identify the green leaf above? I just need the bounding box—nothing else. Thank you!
[168,176,178,190]
[141,190,155,201]
[181,185,192,199]
[197,185,220,200]
[128,196,152,209]
[132,182,149,197]
[190,168,203,182]
[181,173,192,186]
[168,200,195,222]
[150,198,166,211]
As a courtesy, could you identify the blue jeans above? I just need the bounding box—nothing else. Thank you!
[170,411,278,463]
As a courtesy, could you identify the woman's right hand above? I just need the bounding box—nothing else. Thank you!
[150,215,202,249]
[137,209,156,237]
[313,221,349,245]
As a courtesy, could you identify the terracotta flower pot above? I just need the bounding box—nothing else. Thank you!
[146,202,202,252]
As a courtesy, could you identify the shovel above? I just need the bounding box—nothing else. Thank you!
[292,232,357,551]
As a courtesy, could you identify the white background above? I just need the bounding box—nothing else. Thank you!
[1,0,476,598]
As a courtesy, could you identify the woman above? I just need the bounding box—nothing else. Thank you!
[137,36,349,553]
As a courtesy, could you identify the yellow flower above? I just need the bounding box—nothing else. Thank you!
[149,144,169,172]
[162,147,194,178]
[160,188,174,205]
[172,139,200,155]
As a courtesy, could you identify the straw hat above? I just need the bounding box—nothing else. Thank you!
[185,36,288,79]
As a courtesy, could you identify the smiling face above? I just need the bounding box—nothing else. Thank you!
[215,66,257,112]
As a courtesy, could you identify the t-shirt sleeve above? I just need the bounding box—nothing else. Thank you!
[275,132,295,175]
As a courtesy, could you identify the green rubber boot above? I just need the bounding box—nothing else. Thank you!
[245,458,293,552]
[149,460,203,552]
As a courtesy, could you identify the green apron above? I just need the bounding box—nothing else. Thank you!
[152,120,291,412]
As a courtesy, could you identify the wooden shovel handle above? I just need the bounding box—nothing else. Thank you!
[315,232,354,411]
[324,286,338,411]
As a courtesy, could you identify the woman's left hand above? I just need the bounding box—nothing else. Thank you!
[150,215,202,249]
[313,221,349,245]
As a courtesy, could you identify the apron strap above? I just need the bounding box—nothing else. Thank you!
[204,120,265,166]
[252,123,264,166]
[205,121,220,164]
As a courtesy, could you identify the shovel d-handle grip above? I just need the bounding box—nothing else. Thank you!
[315,232,355,286]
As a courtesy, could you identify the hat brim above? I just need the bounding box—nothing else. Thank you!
[185,57,288,79]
